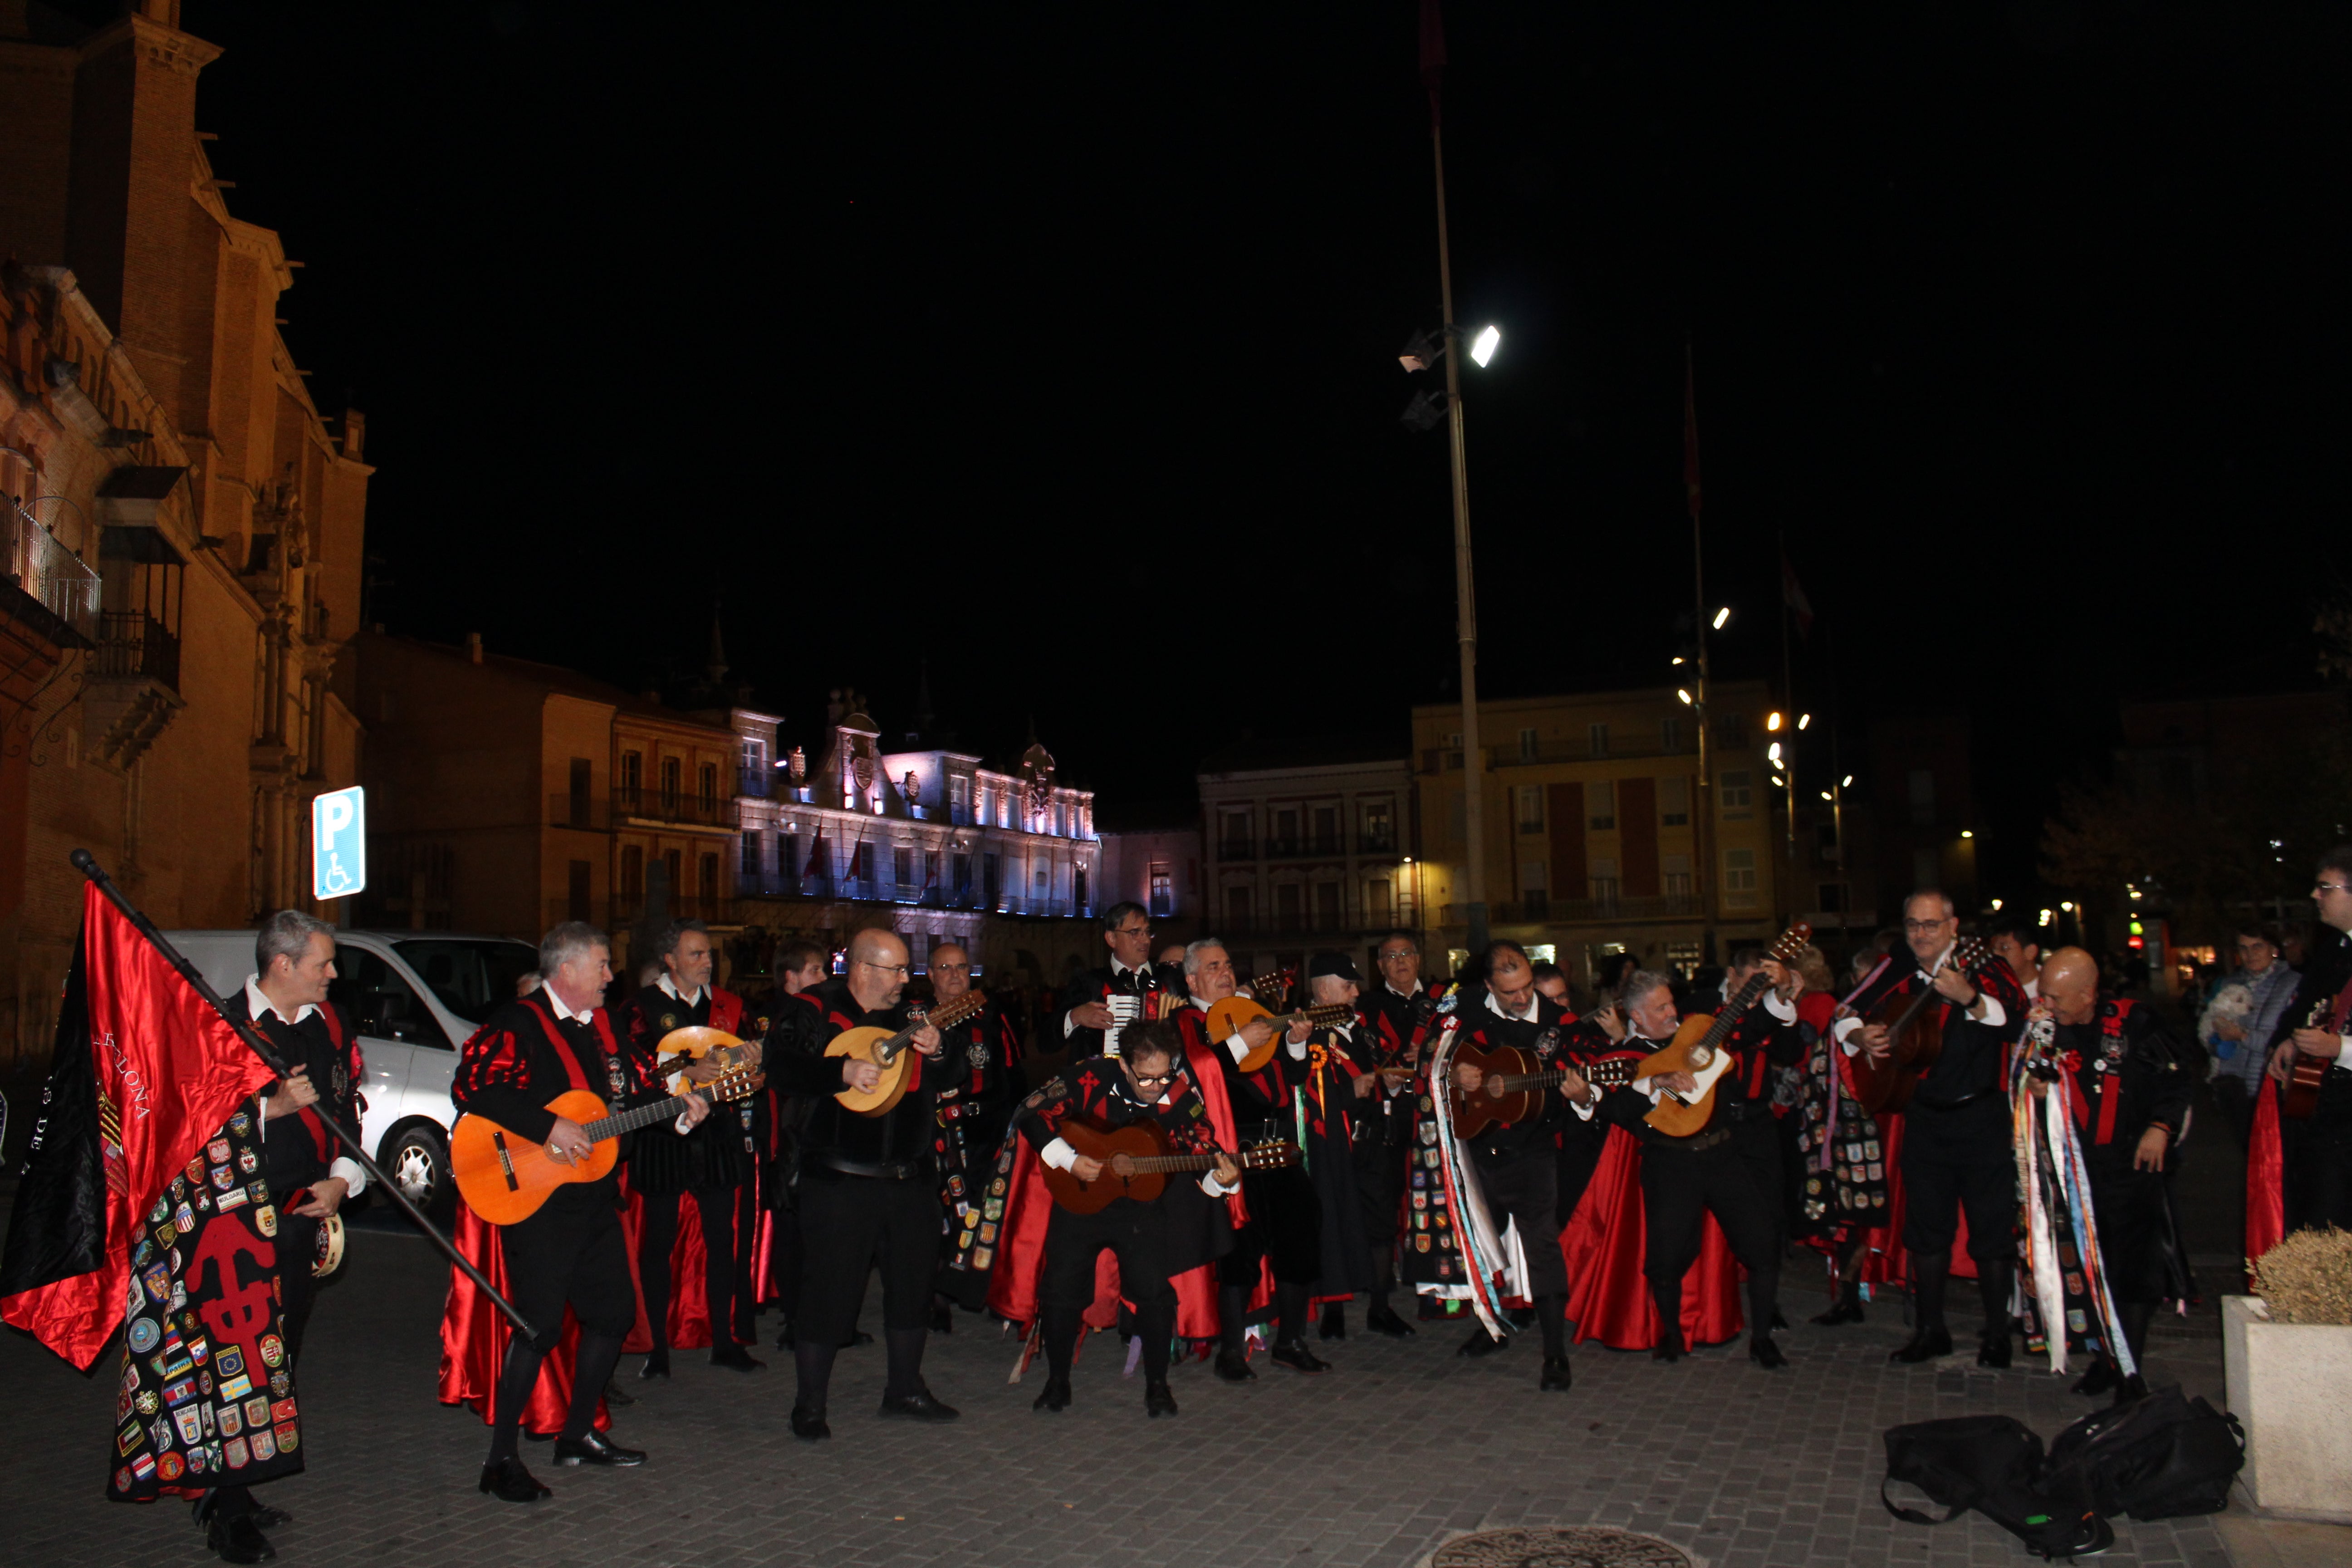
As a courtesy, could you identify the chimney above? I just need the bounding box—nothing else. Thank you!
[466,632,482,664]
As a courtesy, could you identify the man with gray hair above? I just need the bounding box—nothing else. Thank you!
[196,910,368,1560]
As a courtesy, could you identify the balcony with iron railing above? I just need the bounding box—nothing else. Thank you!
[93,609,181,689]
[1438,894,1705,926]
[1216,830,1404,863]
[3,500,101,646]
[612,785,730,828]
[732,868,1091,918]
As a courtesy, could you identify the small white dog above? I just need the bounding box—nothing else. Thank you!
[2197,981,2255,1071]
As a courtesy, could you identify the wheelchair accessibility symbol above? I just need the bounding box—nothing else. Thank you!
[312,787,367,901]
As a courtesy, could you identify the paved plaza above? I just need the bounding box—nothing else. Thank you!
[0,1205,2272,1568]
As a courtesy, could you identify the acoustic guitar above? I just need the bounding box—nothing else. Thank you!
[2281,997,2337,1121]
[1041,1112,1299,1214]
[451,1065,764,1225]
[827,989,988,1117]
[1847,935,1991,1115]
[1636,922,1814,1138]
[1450,1046,1641,1140]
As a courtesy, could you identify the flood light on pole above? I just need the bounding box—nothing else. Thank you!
[1469,324,1501,367]
[1711,607,1730,630]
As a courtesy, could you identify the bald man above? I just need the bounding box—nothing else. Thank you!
[926,942,1025,1323]
[2030,948,2201,1403]
[769,928,953,1438]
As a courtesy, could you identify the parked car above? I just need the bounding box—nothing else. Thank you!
[167,929,540,1220]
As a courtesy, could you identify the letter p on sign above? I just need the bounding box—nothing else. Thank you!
[312,786,366,901]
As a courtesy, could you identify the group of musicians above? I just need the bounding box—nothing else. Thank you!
[202,863,2352,1553]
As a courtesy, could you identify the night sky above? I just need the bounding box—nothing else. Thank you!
[154,2,2343,880]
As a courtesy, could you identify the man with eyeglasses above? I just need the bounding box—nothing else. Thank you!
[1054,902,1176,1058]
[767,928,952,1439]
[926,942,1025,1325]
[2260,853,2352,1235]
[1008,1021,1240,1417]
[1835,890,2025,1368]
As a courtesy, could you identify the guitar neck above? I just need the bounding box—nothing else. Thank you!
[581,1091,707,1143]
[1697,971,1774,1051]
[1120,1152,1222,1175]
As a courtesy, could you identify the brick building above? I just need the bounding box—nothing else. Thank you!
[0,0,369,1132]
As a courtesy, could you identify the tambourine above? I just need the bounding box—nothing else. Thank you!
[314,1212,346,1280]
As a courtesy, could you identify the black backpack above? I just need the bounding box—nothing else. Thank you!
[2045,1387,2245,1521]
[1882,1415,2114,1561]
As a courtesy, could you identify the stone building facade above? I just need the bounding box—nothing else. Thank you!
[0,0,369,1131]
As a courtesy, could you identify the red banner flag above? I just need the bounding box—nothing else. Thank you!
[0,885,272,1369]
[1419,0,1447,122]
[1781,550,1815,640]
[802,827,827,880]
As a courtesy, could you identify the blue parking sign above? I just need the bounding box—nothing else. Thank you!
[312,786,366,901]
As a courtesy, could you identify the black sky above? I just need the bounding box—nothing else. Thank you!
[157,1,2345,879]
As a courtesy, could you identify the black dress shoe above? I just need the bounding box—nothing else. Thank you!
[1651,1341,1682,1363]
[1319,1302,1347,1341]
[843,1328,876,1348]
[1508,1305,1538,1331]
[477,1456,551,1503]
[601,1377,635,1407]
[2071,1357,2120,1396]
[1032,1377,1071,1413]
[710,1343,765,1373]
[1891,1326,1954,1364]
[1145,1379,1179,1418]
[1539,1355,1573,1392]
[1811,1296,1865,1328]
[931,1301,953,1333]
[790,1404,831,1441]
[1457,1327,1508,1358]
[878,1387,961,1421]
[1365,1304,1416,1338]
[1214,1348,1256,1382]
[638,1347,670,1380]
[553,1430,646,1467]
[1269,1338,1330,1374]
[1750,1336,1789,1371]
[206,1513,276,1563]
[1977,1331,2012,1369]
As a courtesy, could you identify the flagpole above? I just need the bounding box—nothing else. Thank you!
[1686,341,1714,964]
[69,849,541,1344]
[1779,528,1797,872]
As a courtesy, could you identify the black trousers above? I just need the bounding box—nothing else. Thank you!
[637,1183,754,1348]
[1639,1135,1779,1285]
[1352,1096,1412,1244]
[2281,1105,2352,1235]
[1900,1098,2017,1266]
[1042,1198,1175,1313]
[1732,1113,1788,1260]
[1218,1165,1322,1288]
[1471,1144,1569,1299]
[794,1174,939,1344]
[498,1187,639,1342]
[2086,1156,2168,1305]
[1554,1116,1607,1229]
[274,1212,322,1363]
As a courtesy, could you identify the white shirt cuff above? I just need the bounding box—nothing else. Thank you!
[1833,1014,1862,1054]
[1629,1075,1666,1104]
[1225,1036,1253,1065]
[674,1110,695,1134]
[1201,1170,1238,1196]
[2336,1037,2352,1071]
[1566,1092,1597,1121]
[1063,1010,1078,1038]
[1974,995,2007,1029]
[1287,1035,1308,1060]
[329,1156,367,1197]
[1042,1136,1078,1171]
[1762,992,1796,1024]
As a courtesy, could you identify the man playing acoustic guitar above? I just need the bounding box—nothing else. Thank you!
[1015,1021,1240,1417]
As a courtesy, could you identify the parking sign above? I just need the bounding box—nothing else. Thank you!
[312,786,366,901]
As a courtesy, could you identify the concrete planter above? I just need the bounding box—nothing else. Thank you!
[2223,1294,2352,1521]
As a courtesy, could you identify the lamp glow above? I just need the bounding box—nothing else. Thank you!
[1798,713,1812,730]
[1711,607,1730,631]
[1469,324,1501,367]
[1676,689,1692,706]
[1768,712,1784,732]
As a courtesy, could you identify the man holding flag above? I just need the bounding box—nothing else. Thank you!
[1,889,324,1563]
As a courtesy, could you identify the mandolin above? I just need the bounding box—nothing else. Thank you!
[1847,935,1990,1116]
[1636,923,1814,1138]
[451,1065,765,1225]
[1040,1113,1298,1214]
[1451,1045,1640,1140]
[2281,997,2336,1121]
[1208,996,1357,1073]
[655,1024,756,1081]
[827,989,988,1117]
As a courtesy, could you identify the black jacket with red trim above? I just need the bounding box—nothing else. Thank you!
[1848,949,2029,1108]
[1052,962,1182,1058]
[934,994,1024,1150]
[1014,1053,1219,1157]
[452,990,665,1203]
[2051,998,2200,1168]
[1716,992,1806,1107]
[619,982,755,1193]
[222,992,364,1193]
[1174,998,1307,1133]
[1452,985,1578,1164]
[774,975,936,1177]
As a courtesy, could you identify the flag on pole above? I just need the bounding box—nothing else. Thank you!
[803,827,827,881]
[1683,342,1703,522]
[1419,0,1446,122]
[1,885,274,1370]
[1781,549,1815,640]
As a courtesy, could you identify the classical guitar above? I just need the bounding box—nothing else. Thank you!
[1451,1044,1640,1140]
[1847,934,1991,1116]
[1636,922,1814,1138]
[1040,1113,1299,1215]
[2281,997,2337,1121]
[450,1065,764,1225]
[827,989,988,1117]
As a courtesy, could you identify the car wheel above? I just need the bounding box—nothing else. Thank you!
[384,1123,453,1221]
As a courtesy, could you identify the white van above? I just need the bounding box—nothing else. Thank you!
[167,928,541,1218]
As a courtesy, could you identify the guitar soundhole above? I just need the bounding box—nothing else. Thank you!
[1686,1044,1713,1071]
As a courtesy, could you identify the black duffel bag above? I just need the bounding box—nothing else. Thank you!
[2045,1386,2245,1521]
[1882,1415,2114,1561]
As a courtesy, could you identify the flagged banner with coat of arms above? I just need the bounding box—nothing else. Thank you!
[0,884,305,1499]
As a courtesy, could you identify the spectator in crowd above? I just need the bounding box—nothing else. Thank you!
[2207,922,2298,1146]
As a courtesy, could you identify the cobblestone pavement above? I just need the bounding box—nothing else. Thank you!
[0,1216,2243,1568]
